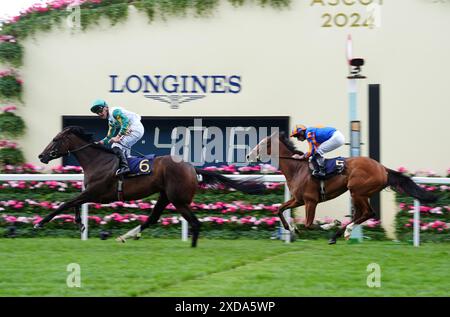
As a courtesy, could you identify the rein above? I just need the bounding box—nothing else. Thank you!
[67,142,95,156]
[279,156,308,162]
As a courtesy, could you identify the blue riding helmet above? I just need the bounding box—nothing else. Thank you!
[90,99,107,114]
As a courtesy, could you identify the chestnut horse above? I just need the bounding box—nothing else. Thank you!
[37,126,265,247]
[247,131,438,244]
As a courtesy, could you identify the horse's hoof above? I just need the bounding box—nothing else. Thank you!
[116,236,126,243]
[33,223,42,230]
[133,233,141,240]
[328,239,337,245]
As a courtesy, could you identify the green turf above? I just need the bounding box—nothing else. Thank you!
[0,238,448,296]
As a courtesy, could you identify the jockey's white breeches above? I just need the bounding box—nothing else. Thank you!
[111,123,145,157]
[316,131,345,156]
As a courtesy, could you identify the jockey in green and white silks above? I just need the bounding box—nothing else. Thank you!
[90,99,144,176]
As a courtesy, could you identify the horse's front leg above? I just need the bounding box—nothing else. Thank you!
[34,192,91,229]
[277,198,303,234]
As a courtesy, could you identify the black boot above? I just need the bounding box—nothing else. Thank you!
[312,154,326,177]
[112,147,130,176]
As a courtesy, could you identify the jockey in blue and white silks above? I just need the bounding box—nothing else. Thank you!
[90,99,144,176]
[290,124,345,177]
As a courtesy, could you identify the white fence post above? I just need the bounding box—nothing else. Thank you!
[81,182,88,241]
[181,218,188,241]
[411,177,449,247]
[413,199,420,247]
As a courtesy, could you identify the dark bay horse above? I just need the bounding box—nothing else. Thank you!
[247,131,438,244]
[37,126,265,247]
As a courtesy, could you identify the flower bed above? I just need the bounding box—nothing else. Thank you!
[394,167,450,243]
[0,212,385,240]
[0,162,394,240]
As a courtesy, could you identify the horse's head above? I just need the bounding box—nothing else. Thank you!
[246,131,279,162]
[246,130,303,163]
[38,126,92,164]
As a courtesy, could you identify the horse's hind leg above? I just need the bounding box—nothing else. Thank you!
[176,204,201,248]
[329,196,364,244]
[352,198,376,226]
[116,192,169,242]
[344,196,370,240]
[140,192,169,232]
[304,200,318,229]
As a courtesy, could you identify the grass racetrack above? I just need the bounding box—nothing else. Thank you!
[0,238,448,297]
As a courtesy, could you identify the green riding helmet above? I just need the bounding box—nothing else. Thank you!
[90,99,107,114]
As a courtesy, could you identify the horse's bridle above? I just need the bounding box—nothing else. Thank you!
[48,139,94,159]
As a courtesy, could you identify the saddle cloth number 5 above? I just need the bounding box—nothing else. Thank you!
[336,160,344,167]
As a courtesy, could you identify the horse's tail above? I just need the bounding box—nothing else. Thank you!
[386,169,438,204]
[195,168,266,195]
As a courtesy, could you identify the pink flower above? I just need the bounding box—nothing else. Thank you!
[431,220,446,229]
[0,69,12,77]
[11,16,21,23]
[33,216,43,225]
[365,219,380,228]
[340,218,352,228]
[137,215,148,223]
[138,202,151,209]
[5,216,17,223]
[88,216,102,223]
[397,166,408,173]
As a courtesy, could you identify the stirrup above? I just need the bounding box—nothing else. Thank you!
[313,169,326,177]
[116,167,130,176]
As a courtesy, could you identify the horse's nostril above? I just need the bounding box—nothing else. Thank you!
[38,154,43,159]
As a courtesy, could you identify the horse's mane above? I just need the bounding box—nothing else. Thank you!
[65,126,116,154]
[279,132,304,155]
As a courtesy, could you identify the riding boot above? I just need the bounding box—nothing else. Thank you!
[112,147,130,176]
[313,154,326,177]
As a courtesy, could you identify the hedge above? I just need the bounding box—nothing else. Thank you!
[0,165,387,240]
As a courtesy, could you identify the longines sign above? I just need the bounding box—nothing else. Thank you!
[109,74,242,109]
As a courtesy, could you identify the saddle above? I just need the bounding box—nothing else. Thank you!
[117,154,155,201]
[309,156,346,180]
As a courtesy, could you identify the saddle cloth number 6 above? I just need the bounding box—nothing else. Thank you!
[139,159,151,173]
